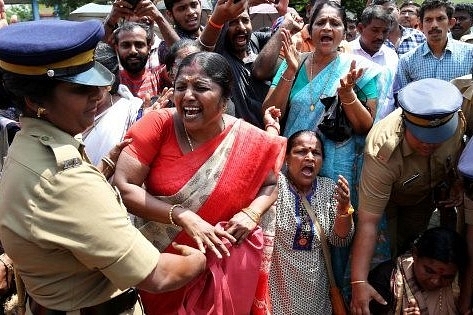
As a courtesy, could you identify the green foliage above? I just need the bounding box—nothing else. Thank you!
[289,0,367,21]
[6,4,33,22]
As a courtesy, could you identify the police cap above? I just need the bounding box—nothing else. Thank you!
[398,78,462,144]
[0,19,113,86]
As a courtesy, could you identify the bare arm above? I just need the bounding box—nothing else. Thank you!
[225,170,278,243]
[261,29,299,119]
[197,0,246,51]
[113,151,236,258]
[350,209,387,315]
[252,10,303,80]
[136,242,206,293]
[103,0,179,47]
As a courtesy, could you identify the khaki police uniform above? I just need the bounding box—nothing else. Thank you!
[0,117,160,313]
[359,108,465,255]
[451,75,473,225]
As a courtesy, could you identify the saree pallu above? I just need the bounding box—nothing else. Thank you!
[139,120,286,315]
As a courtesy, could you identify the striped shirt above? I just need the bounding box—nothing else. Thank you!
[396,38,473,89]
[119,65,165,100]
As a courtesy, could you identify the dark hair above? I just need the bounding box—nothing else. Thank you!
[413,227,467,270]
[95,41,119,94]
[1,71,60,113]
[164,39,202,73]
[286,130,325,158]
[308,1,347,34]
[370,0,396,5]
[113,21,154,46]
[400,0,421,13]
[420,0,455,20]
[360,5,394,26]
[455,3,473,20]
[175,52,233,100]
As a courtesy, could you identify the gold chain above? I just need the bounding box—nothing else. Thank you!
[309,53,339,111]
[184,117,226,152]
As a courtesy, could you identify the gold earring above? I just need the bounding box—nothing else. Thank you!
[37,107,46,118]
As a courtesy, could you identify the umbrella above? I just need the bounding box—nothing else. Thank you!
[69,3,112,21]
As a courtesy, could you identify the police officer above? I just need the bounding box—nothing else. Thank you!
[349,78,466,314]
[0,19,205,315]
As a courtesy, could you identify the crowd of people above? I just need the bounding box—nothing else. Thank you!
[0,0,473,314]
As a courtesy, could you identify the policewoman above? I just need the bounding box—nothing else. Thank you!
[0,20,205,315]
[350,78,466,314]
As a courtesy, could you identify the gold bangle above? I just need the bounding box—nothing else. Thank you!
[241,207,260,223]
[338,204,354,218]
[281,75,295,82]
[342,98,357,106]
[101,156,115,171]
[169,204,183,227]
[351,280,367,285]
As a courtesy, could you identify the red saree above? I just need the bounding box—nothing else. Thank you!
[131,115,286,315]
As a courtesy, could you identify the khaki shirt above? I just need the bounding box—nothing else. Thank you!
[359,108,465,215]
[451,75,473,224]
[0,118,159,311]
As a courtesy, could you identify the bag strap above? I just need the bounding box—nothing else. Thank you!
[299,194,337,289]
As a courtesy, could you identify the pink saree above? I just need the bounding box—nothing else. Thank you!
[138,119,286,315]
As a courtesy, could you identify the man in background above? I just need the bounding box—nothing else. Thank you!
[398,0,421,29]
[452,3,473,43]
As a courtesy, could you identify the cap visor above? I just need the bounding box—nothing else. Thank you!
[57,61,114,87]
[404,112,458,144]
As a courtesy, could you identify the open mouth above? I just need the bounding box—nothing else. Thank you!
[301,165,315,177]
[320,35,333,43]
[183,106,202,119]
[235,34,247,46]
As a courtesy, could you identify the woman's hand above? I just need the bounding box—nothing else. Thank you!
[142,87,174,114]
[403,299,420,315]
[176,210,237,259]
[334,175,350,214]
[225,211,258,244]
[263,106,281,135]
[338,59,363,103]
[281,28,299,73]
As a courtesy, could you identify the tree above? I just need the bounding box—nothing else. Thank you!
[6,4,32,22]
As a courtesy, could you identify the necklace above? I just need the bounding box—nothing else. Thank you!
[184,117,226,152]
[309,53,338,111]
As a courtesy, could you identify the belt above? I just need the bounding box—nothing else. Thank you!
[29,288,138,315]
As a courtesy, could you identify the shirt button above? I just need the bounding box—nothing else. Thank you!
[40,136,49,141]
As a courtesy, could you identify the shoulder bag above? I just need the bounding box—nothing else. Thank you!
[300,195,348,315]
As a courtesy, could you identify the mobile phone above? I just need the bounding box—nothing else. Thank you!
[125,0,139,9]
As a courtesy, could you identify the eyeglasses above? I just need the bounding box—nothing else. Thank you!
[400,9,417,16]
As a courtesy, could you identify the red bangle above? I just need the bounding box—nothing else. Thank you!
[208,18,223,29]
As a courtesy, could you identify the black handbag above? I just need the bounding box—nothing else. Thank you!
[318,95,353,143]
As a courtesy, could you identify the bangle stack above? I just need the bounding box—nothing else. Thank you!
[208,18,223,29]
[241,207,260,223]
[169,204,183,227]
[265,122,280,135]
[101,156,115,171]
